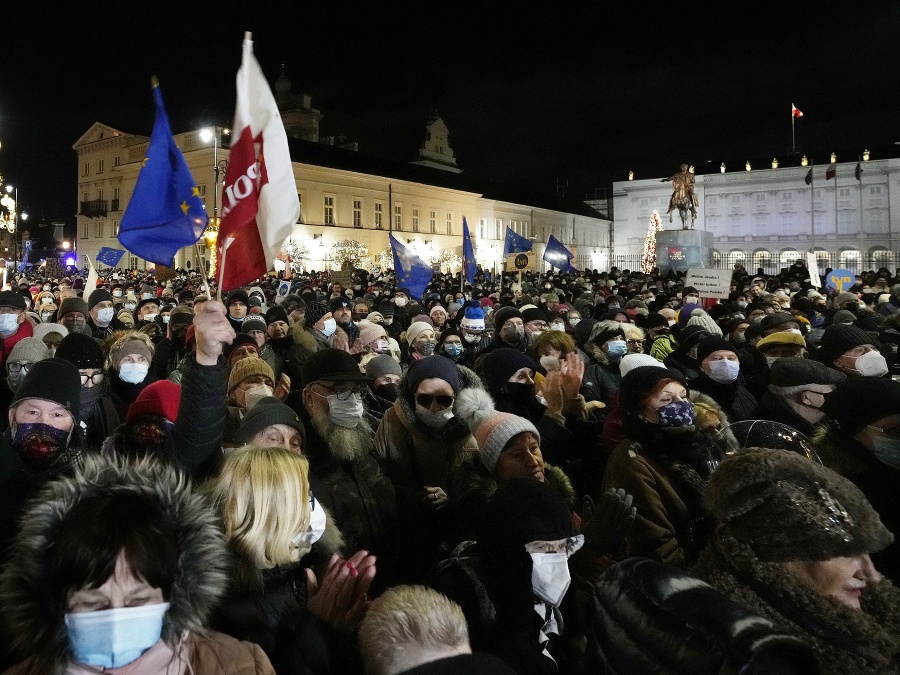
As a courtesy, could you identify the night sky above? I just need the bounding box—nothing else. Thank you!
[2,2,899,232]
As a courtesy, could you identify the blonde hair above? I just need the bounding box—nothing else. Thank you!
[206,446,311,569]
[359,585,470,675]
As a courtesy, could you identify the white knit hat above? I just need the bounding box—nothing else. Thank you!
[619,353,666,377]
[405,321,433,346]
[454,388,538,473]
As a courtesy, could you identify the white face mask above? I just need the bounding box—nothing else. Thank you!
[394,297,408,307]
[540,355,561,372]
[142,313,158,322]
[96,307,115,324]
[118,362,149,384]
[569,318,581,327]
[0,314,19,335]
[550,324,565,332]
[706,358,740,384]
[530,552,572,607]
[327,393,364,428]
[142,293,153,300]
[320,318,337,337]
[463,333,481,344]
[244,384,274,410]
[854,350,889,377]
[293,496,328,548]
[415,403,454,428]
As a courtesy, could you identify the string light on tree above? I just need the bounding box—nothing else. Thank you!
[641,210,664,274]
[330,240,369,270]
[377,247,394,271]
[278,237,309,272]
[427,249,462,273]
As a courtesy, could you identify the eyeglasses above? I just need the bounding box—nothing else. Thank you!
[626,339,643,346]
[416,393,455,409]
[7,362,33,374]
[80,372,105,385]
[313,383,365,400]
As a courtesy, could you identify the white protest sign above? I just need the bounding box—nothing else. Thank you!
[685,268,733,299]
[806,252,820,288]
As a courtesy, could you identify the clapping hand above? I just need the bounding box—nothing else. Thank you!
[582,488,636,556]
[305,551,377,634]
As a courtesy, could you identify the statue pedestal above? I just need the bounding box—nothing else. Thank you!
[656,229,714,272]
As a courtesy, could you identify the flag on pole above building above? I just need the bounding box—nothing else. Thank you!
[791,103,803,118]
[390,233,433,300]
[118,80,208,267]
[503,226,532,257]
[462,216,477,284]
[216,32,301,291]
[855,162,863,181]
[543,235,577,272]
[805,168,813,185]
[826,163,836,180]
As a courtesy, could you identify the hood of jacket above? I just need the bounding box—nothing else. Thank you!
[0,455,228,672]
[395,364,484,445]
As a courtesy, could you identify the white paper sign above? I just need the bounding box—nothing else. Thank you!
[685,268,733,299]
[806,252,821,288]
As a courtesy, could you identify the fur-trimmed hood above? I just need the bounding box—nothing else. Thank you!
[0,455,228,673]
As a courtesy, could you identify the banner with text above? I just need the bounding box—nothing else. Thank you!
[685,268,733,299]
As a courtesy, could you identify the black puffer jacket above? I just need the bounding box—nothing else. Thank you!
[587,557,819,674]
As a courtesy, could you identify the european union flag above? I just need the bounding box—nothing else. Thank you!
[462,217,477,284]
[390,234,434,300]
[118,80,208,267]
[543,235,577,272]
[503,226,533,257]
[96,247,126,267]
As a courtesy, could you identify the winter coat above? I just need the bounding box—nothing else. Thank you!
[583,341,622,398]
[752,391,822,438]
[587,557,819,674]
[283,323,346,388]
[211,514,360,675]
[0,455,274,675]
[690,372,758,423]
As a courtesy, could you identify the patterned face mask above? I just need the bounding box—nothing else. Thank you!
[657,400,695,427]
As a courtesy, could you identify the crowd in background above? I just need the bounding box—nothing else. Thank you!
[0,258,897,673]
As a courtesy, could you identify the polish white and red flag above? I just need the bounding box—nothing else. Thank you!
[216,32,300,291]
[791,103,803,118]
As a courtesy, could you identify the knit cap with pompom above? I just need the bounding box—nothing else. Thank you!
[453,387,539,473]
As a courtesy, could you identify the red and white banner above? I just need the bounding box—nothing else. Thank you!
[791,103,803,118]
[216,31,300,291]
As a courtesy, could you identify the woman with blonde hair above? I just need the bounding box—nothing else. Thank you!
[207,446,375,674]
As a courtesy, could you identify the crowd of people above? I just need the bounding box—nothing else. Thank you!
[0,257,898,673]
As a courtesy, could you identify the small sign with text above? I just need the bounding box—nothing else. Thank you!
[685,268,732,299]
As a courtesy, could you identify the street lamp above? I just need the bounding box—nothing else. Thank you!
[1,184,26,269]
[199,126,230,273]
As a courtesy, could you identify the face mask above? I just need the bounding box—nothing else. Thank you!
[41,312,54,322]
[293,496,328,548]
[373,338,390,354]
[375,382,400,402]
[705,358,740,384]
[733,332,746,343]
[415,403,454,428]
[124,303,136,312]
[6,369,26,392]
[96,307,115,324]
[530,329,544,339]
[686,296,699,304]
[328,393,364,428]
[503,382,535,402]
[142,313,158,322]
[606,340,628,358]
[530,552,571,607]
[65,602,169,669]
[657,400,695,427]
[443,343,463,358]
[12,422,71,466]
[394,297,408,307]
[501,325,524,344]
[162,315,171,324]
[63,319,87,333]
[540,355,560,372]
[244,384,274,410]
[550,324,565,333]
[871,435,900,471]
[142,293,153,300]
[765,355,782,366]
[463,333,481,344]
[113,290,123,297]
[608,303,620,310]
[0,314,19,335]
[569,318,581,327]
[667,319,677,327]
[118,363,149,384]
[320,318,337,337]
[737,301,748,309]
[854,350,889,377]
[383,317,394,326]
[416,340,436,356]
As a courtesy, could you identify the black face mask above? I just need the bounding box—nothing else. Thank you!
[502,382,535,402]
[375,382,400,402]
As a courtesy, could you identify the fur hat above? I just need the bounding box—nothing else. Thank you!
[817,324,876,366]
[589,320,625,347]
[228,357,274,393]
[233,396,305,447]
[126,380,182,424]
[107,332,154,369]
[454,387,539,473]
[460,302,485,332]
[706,448,893,562]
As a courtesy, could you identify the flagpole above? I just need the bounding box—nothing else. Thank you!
[194,242,212,298]
[810,161,816,254]
[791,109,795,154]
[857,159,865,272]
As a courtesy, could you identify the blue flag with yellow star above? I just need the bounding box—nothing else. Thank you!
[503,226,532,257]
[118,81,208,267]
[390,233,434,300]
[462,216,477,284]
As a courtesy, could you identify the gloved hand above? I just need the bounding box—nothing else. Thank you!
[581,488,636,556]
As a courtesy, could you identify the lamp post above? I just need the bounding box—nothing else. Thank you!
[199,127,230,275]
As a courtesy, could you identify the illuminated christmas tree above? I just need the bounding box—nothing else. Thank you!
[331,240,369,269]
[641,210,664,274]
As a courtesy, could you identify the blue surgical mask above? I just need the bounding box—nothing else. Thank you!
[606,340,628,358]
[0,314,19,335]
[118,363,149,384]
[657,400,695,427]
[65,602,169,669]
[443,343,463,358]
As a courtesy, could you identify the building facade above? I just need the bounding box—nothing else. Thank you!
[612,157,900,275]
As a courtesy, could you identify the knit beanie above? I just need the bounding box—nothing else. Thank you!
[56,332,103,370]
[696,337,738,364]
[685,309,723,337]
[8,337,49,366]
[305,301,330,327]
[405,321,433,347]
[821,376,900,437]
[265,305,290,325]
[521,307,547,324]
[228,357,274,393]
[33,323,67,343]
[109,334,154,369]
[589,320,625,347]
[619,366,686,432]
[126,380,182,425]
[233,396,305,447]
[459,302,486,331]
[492,306,523,332]
[411,314,434,327]
[357,320,387,347]
[619,353,666,378]
[240,315,267,335]
[58,297,88,318]
[365,355,402,381]
[226,334,260,361]
[678,325,712,352]
[454,387,539,473]
[87,289,114,310]
[705,448,893,562]
[676,304,700,330]
[11,357,81,426]
[481,348,536,395]
[817,324,876,366]
[407,355,461,395]
[642,313,669,331]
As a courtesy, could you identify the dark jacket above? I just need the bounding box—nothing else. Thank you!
[690,373,757,424]
[752,391,821,437]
